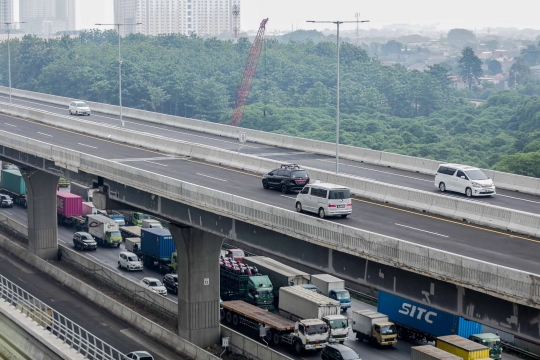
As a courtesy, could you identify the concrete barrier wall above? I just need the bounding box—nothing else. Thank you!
[0,127,538,309]
[221,326,292,360]
[1,86,538,195]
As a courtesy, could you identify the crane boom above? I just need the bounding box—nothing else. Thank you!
[230,18,268,127]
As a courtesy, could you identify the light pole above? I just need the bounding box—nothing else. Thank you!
[307,18,369,174]
[95,22,141,128]
[4,22,26,104]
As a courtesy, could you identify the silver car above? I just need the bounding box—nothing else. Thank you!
[69,101,91,116]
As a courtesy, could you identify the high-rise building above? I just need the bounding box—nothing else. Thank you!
[114,0,240,37]
[20,0,75,35]
[0,0,16,31]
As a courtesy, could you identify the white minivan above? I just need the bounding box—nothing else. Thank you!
[295,182,352,219]
[434,164,496,197]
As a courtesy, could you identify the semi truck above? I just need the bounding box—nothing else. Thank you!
[70,182,95,202]
[378,291,483,343]
[278,286,349,343]
[138,228,177,273]
[1,169,27,207]
[96,210,125,226]
[77,214,122,247]
[120,226,141,241]
[220,300,329,354]
[468,333,502,359]
[436,335,490,359]
[125,238,141,252]
[125,211,151,226]
[142,219,162,229]
[82,202,98,216]
[310,274,351,311]
[56,192,83,226]
[351,309,397,346]
[411,345,462,360]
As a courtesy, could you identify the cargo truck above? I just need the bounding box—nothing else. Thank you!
[125,211,151,226]
[125,238,141,252]
[70,182,95,202]
[436,335,490,360]
[120,226,141,241]
[57,192,83,226]
[378,291,482,343]
[310,274,351,311]
[220,300,330,354]
[223,248,245,262]
[411,345,462,360]
[220,257,274,310]
[96,210,125,226]
[82,202,98,216]
[142,219,162,229]
[468,333,502,359]
[1,169,27,207]
[58,177,70,187]
[77,214,122,247]
[138,228,177,273]
[279,286,349,343]
[351,309,397,346]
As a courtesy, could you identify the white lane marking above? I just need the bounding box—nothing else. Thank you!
[317,158,432,182]
[196,173,227,182]
[280,195,297,199]
[3,210,12,215]
[395,223,449,238]
[77,143,97,149]
[37,132,52,137]
[4,123,17,127]
[87,254,107,264]
[144,160,168,167]
[497,193,540,205]
[58,239,66,243]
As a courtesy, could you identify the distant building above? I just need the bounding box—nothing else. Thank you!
[114,0,241,37]
[20,0,75,35]
[530,65,540,79]
[0,0,16,32]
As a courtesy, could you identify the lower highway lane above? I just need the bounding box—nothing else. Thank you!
[0,115,539,275]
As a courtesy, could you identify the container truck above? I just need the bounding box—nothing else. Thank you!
[278,286,349,343]
[77,214,122,247]
[378,291,483,343]
[56,192,83,226]
[125,211,151,226]
[97,210,125,226]
[220,300,330,354]
[138,228,177,273]
[223,248,245,262]
[70,182,95,202]
[82,202,98,216]
[310,274,351,311]
[436,335,490,360]
[125,238,141,252]
[411,345,462,360]
[468,333,502,359]
[220,257,274,310]
[142,219,162,229]
[351,309,397,346]
[120,226,141,241]
[1,169,27,207]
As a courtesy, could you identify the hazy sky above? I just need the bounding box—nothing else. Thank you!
[75,0,539,32]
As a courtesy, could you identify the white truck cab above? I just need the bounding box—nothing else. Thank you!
[280,318,330,353]
[322,314,350,343]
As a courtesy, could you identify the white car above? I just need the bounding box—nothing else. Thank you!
[434,164,496,197]
[125,351,154,360]
[118,251,143,271]
[295,182,352,219]
[69,101,91,116]
[139,277,167,296]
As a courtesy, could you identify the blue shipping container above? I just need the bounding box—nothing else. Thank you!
[378,291,482,339]
[141,228,175,259]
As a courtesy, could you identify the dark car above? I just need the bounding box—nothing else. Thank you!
[321,344,361,360]
[73,231,97,251]
[0,194,13,208]
[262,164,309,194]
[163,273,178,294]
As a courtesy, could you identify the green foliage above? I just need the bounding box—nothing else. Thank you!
[458,47,483,89]
[447,29,477,47]
[496,151,540,177]
[487,59,503,75]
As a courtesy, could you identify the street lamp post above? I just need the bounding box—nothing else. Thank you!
[307,18,369,174]
[95,22,141,128]
[4,22,26,104]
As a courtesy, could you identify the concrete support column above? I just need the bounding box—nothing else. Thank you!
[169,224,223,348]
[22,170,59,260]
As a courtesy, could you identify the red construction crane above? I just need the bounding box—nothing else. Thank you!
[230,18,269,127]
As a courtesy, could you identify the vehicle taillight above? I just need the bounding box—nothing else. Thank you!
[328,204,336,208]
[347,203,352,206]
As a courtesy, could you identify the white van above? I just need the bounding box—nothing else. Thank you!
[434,164,496,197]
[295,182,352,219]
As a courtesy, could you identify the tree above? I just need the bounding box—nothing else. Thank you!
[487,59,503,75]
[447,29,476,47]
[496,151,540,177]
[520,43,540,66]
[508,57,531,87]
[485,39,499,51]
[458,47,483,89]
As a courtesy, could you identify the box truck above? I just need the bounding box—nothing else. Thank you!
[142,219,162,229]
[351,309,397,346]
[78,214,122,247]
[310,274,351,311]
[119,226,141,241]
[70,182,95,202]
[436,335,490,360]
[125,238,141,252]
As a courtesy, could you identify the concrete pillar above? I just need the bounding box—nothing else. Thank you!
[169,224,223,348]
[22,170,59,260]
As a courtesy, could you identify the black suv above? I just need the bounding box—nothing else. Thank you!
[262,164,309,194]
[321,344,361,360]
[73,232,97,251]
[163,273,178,294]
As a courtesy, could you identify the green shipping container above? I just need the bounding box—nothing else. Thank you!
[1,170,26,195]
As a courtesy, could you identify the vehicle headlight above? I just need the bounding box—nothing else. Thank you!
[472,182,482,188]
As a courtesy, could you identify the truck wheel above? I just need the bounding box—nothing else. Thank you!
[225,311,232,324]
[232,314,239,326]
[356,332,364,342]
[273,332,280,346]
[220,309,225,321]
[265,329,273,343]
[294,340,302,354]
[397,327,408,340]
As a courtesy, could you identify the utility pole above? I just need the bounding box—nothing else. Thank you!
[4,21,26,104]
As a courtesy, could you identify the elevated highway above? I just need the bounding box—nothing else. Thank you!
[0,102,537,345]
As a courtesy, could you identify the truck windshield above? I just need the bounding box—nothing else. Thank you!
[328,319,348,329]
[482,340,501,348]
[305,324,327,335]
[257,289,273,295]
[231,251,244,258]
[381,324,397,335]
[135,213,150,220]
[109,231,121,238]
[334,290,350,300]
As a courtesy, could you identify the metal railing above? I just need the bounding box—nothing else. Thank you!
[0,274,128,360]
